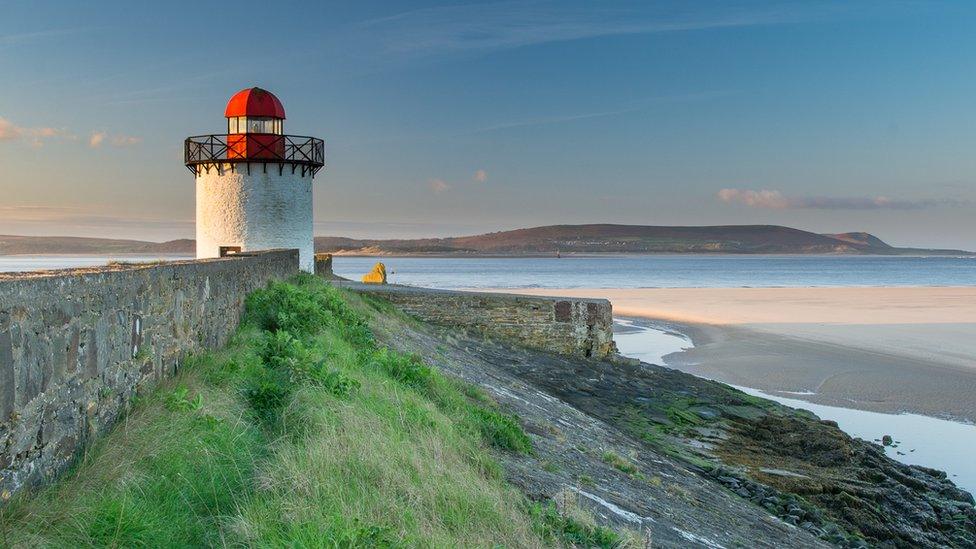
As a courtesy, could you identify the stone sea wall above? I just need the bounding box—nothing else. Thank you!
[343,283,615,359]
[0,250,299,500]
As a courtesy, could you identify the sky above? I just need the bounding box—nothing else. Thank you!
[1,0,974,249]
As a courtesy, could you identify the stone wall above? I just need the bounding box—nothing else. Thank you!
[343,283,615,359]
[0,250,299,500]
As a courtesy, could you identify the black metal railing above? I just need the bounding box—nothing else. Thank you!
[184,134,325,176]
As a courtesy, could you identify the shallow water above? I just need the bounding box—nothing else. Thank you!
[333,255,976,289]
[613,320,976,494]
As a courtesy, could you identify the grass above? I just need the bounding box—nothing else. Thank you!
[1,274,612,548]
[529,500,625,549]
[601,451,641,477]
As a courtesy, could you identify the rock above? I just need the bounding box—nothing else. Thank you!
[695,407,721,420]
[609,354,640,366]
[881,434,893,446]
[361,262,387,284]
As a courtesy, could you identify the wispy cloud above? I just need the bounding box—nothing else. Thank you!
[464,90,732,135]
[345,1,884,66]
[0,117,73,147]
[0,120,139,149]
[0,205,193,240]
[0,27,93,49]
[428,178,451,193]
[473,169,488,183]
[89,131,142,148]
[111,135,142,147]
[475,106,643,134]
[0,205,188,226]
[88,131,106,148]
[717,188,968,210]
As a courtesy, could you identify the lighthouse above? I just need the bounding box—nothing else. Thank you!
[185,87,325,272]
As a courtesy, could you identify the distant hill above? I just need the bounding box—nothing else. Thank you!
[314,224,974,256]
[0,236,194,255]
[1,225,970,256]
[824,232,892,249]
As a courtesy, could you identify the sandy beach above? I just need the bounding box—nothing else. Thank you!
[483,287,976,423]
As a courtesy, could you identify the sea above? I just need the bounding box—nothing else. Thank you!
[0,255,192,274]
[3,254,975,287]
[329,255,976,289]
[3,253,975,491]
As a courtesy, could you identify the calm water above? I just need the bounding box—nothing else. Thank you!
[614,321,976,494]
[4,254,974,287]
[332,255,976,289]
[0,255,193,274]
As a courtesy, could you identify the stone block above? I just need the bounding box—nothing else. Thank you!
[0,331,13,419]
[314,253,333,277]
[554,301,572,322]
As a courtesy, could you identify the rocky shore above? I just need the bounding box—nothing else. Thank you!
[368,301,976,548]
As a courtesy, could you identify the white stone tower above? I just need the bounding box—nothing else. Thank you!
[185,87,325,272]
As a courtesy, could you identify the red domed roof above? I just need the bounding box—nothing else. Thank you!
[224,87,286,119]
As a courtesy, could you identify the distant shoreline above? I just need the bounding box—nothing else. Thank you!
[1,252,974,260]
[4,223,973,256]
[328,251,976,258]
[0,253,193,257]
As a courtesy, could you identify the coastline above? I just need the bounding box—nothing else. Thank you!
[482,286,976,424]
[328,251,975,257]
[612,317,976,494]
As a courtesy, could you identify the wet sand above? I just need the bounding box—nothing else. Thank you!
[482,287,976,423]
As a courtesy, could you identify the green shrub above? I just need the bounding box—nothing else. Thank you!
[369,348,435,390]
[367,347,532,454]
[240,286,372,421]
[317,368,360,397]
[468,407,533,454]
[165,386,203,412]
[261,330,310,370]
[243,367,293,419]
[246,277,376,350]
[529,502,622,548]
[245,280,334,337]
[601,451,640,476]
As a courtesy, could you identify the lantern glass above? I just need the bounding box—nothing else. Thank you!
[228,116,281,134]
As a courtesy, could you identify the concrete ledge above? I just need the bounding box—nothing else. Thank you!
[342,282,615,359]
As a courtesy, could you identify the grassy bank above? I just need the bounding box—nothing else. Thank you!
[0,275,620,547]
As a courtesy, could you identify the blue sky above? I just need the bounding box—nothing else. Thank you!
[1,0,974,248]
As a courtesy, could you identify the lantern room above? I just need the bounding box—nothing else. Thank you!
[225,87,286,159]
[184,86,324,176]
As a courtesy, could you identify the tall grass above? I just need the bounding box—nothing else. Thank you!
[1,274,608,547]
